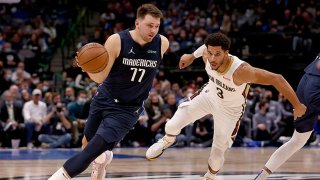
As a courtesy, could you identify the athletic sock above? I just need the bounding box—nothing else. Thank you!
[203,170,216,179]
[48,167,71,180]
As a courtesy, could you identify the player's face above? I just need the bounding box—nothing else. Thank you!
[206,46,228,70]
[136,14,160,43]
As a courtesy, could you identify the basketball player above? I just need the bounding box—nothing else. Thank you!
[49,4,169,180]
[146,32,306,180]
[254,53,320,180]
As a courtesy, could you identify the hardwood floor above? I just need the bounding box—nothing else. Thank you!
[0,147,319,179]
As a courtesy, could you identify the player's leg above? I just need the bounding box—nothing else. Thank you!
[254,130,312,180]
[204,115,241,179]
[49,106,113,180]
[80,106,114,180]
[91,106,142,180]
[254,74,320,180]
[146,88,212,160]
[48,134,114,179]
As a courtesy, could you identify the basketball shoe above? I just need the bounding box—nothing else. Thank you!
[146,135,176,160]
[91,151,113,180]
[202,177,214,180]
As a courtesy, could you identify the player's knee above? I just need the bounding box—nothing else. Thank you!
[290,133,309,148]
[81,136,88,150]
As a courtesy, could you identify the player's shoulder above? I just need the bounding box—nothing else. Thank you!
[159,34,169,54]
[234,61,251,76]
[159,34,168,41]
[106,33,121,43]
[105,34,121,58]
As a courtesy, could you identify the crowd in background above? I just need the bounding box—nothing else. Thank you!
[0,0,320,149]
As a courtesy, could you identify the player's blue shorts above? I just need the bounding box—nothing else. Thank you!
[84,96,143,147]
[294,74,320,133]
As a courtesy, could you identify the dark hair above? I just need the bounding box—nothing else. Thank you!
[77,90,86,97]
[137,4,163,19]
[204,32,231,51]
[258,100,268,109]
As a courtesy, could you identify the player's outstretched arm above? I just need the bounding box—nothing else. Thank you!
[86,34,121,84]
[179,44,207,69]
[233,62,307,120]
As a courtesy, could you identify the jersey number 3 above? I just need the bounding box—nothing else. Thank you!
[216,87,224,99]
[130,68,146,82]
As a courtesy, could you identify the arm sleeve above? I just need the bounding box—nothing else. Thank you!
[193,44,207,58]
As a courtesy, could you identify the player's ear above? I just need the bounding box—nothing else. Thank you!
[135,19,139,27]
[225,50,229,54]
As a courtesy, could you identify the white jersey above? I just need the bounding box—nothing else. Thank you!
[205,54,250,108]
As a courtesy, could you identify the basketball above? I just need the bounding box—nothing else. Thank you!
[77,42,109,73]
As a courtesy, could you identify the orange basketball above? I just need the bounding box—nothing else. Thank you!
[77,43,109,73]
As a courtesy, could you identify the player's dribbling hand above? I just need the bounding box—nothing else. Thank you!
[74,52,84,72]
[293,103,307,120]
[179,54,195,69]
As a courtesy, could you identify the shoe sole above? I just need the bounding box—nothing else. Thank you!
[146,150,164,161]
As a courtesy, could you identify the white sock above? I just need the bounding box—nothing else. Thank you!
[164,135,176,142]
[48,167,71,180]
[203,170,216,179]
[94,151,107,164]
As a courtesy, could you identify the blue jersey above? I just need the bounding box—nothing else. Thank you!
[93,29,162,107]
[304,53,320,76]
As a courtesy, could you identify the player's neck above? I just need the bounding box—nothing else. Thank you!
[217,55,232,74]
[130,30,148,46]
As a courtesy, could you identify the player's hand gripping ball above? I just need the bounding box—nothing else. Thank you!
[76,43,109,73]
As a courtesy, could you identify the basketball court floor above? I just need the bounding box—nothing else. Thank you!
[0,147,319,179]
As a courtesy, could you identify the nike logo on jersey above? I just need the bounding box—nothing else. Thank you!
[223,76,231,81]
[129,47,135,54]
[147,50,157,54]
[114,99,119,103]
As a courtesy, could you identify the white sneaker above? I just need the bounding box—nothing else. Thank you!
[146,135,176,160]
[91,151,113,180]
[202,177,214,180]
[27,142,34,149]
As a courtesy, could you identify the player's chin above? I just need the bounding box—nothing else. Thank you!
[210,65,218,70]
[147,35,155,41]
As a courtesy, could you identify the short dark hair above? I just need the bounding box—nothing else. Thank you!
[137,4,163,19]
[204,32,231,51]
[258,100,268,109]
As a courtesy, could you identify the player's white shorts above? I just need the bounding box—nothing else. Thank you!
[165,85,245,149]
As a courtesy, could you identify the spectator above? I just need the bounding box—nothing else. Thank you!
[38,93,72,148]
[0,90,25,148]
[67,90,87,146]
[22,89,48,148]
[62,87,75,106]
[0,61,11,95]
[190,115,213,147]
[253,101,273,141]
